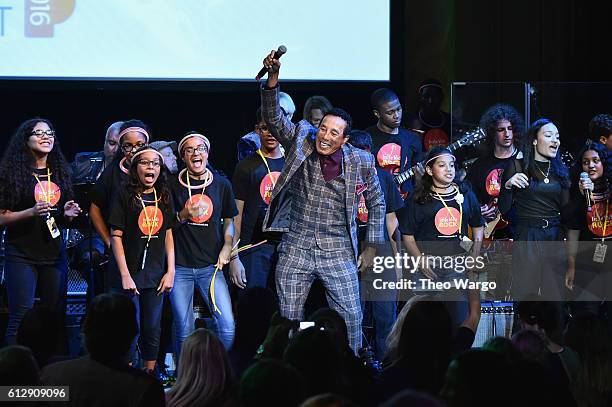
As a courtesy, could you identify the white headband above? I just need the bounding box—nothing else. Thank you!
[131,148,164,164]
[425,152,455,166]
[178,133,210,153]
[118,126,150,142]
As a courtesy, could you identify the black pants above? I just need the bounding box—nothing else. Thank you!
[112,288,164,362]
[511,223,565,301]
[4,258,67,344]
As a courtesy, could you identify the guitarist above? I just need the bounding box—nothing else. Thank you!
[466,104,525,239]
[366,88,424,202]
[466,104,525,299]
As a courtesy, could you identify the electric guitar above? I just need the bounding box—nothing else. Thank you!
[394,128,487,186]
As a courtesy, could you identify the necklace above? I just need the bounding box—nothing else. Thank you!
[535,161,551,184]
[119,157,129,174]
[178,168,213,199]
[419,110,445,128]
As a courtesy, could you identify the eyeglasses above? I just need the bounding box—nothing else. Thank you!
[121,142,146,153]
[137,160,161,168]
[31,130,56,139]
[183,146,208,155]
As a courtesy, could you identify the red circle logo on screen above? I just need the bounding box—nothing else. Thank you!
[434,207,460,235]
[185,194,213,224]
[259,171,280,205]
[138,206,163,236]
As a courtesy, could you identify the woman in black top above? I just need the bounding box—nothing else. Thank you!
[109,146,175,373]
[499,118,570,300]
[0,118,81,344]
[564,142,611,316]
[400,147,484,325]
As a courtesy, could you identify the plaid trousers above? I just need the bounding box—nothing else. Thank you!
[276,242,362,352]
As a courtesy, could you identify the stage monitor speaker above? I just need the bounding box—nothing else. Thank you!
[473,301,514,348]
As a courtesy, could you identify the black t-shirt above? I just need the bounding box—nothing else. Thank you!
[170,171,238,268]
[357,168,404,242]
[466,154,515,205]
[91,159,129,222]
[365,125,423,197]
[564,190,612,270]
[498,159,568,219]
[1,168,69,264]
[399,185,484,256]
[232,152,284,244]
[108,188,173,289]
[405,111,452,151]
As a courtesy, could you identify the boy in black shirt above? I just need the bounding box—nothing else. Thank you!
[365,88,423,201]
[169,132,238,355]
[349,130,404,360]
[230,108,285,294]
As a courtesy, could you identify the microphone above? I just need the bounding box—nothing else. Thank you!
[255,45,287,80]
[580,171,593,211]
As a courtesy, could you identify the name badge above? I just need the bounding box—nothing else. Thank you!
[46,216,60,239]
[593,243,607,263]
[460,235,473,252]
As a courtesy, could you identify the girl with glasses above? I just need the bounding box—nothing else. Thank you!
[108,145,175,373]
[0,118,81,344]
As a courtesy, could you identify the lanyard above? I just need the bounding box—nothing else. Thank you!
[594,198,610,242]
[256,149,278,189]
[33,168,52,208]
[139,188,158,269]
[435,186,463,236]
[179,168,212,200]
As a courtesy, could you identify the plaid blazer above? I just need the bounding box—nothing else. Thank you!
[261,85,385,262]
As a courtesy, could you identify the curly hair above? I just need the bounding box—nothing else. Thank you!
[524,118,570,189]
[125,146,171,210]
[588,113,612,141]
[0,118,72,209]
[478,104,525,152]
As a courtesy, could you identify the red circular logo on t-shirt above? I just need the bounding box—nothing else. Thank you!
[259,171,280,205]
[34,181,61,206]
[185,194,213,224]
[485,169,504,198]
[137,206,163,236]
[587,201,612,237]
[434,207,460,235]
[357,194,368,223]
[423,129,449,151]
[377,143,401,173]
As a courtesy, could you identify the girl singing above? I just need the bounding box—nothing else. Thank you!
[0,118,81,344]
[564,142,611,317]
[499,118,570,300]
[108,146,175,372]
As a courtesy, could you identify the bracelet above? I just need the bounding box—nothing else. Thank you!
[176,212,186,224]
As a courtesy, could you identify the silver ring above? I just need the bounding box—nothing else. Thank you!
[542,219,549,229]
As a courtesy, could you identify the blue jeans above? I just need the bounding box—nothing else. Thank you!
[170,265,234,357]
[4,258,67,345]
[241,243,278,296]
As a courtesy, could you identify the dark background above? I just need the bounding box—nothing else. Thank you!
[1,0,611,177]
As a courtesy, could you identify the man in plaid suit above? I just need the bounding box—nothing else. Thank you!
[259,51,386,351]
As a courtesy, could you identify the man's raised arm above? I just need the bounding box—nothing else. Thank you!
[260,50,297,150]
